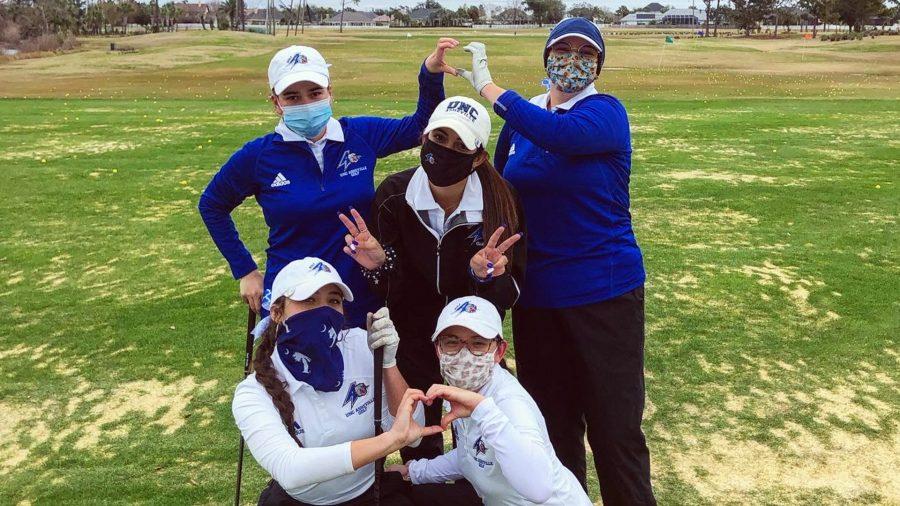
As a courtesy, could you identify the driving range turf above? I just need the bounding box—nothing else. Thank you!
[0,29,898,504]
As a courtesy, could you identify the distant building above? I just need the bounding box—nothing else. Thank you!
[245,8,275,26]
[642,2,667,12]
[175,2,214,24]
[372,14,393,26]
[620,11,663,25]
[322,11,378,26]
[409,8,442,26]
[660,8,707,25]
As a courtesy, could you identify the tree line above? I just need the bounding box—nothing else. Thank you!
[2,0,896,53]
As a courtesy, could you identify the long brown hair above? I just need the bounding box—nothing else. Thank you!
[474,157,520,257]
[253,298,302,447]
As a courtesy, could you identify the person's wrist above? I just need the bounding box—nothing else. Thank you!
[385,429,405,452]
[423,57,440,74]
[470,393,486,411]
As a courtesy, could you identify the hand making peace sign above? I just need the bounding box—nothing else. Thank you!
[470,226,522,280]
[338,208,386,271]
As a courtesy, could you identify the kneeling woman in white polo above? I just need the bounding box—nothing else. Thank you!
[392,296,591,506]
[232,257,439,505]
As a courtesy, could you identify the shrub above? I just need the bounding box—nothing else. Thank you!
[17,33,77,53]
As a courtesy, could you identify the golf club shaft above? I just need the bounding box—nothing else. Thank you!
[369,313,383,506]
[235,307,257,506]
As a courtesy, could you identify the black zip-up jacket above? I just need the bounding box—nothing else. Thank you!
[365,167,526,381]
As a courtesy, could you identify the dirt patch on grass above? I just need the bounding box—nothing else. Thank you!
[0,343,218,475]
[670,424,900,503]
[665,169,776,185]
[669,355,900,502]
[0,139,141,161]
[74,376,218,449]
[737,260,838,324]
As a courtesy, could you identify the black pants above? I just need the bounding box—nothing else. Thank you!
[407,480,482,506]
[258,472,413,506]
[512,286,656,506]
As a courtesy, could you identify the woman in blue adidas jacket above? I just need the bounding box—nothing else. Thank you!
[199,40,457,328]
[454,19,656,506]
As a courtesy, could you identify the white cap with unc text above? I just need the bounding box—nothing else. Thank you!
[271,257,354,304]
[268,46,330,95]
[424,96,491,151]
[431,296,502,341]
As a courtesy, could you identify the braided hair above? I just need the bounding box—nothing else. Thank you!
[253,298,302,447]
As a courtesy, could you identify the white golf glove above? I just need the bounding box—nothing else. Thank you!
[457,42,493,95]
[368,307,399,369]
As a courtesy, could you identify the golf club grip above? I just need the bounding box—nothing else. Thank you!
[374,346,384,435]
[243,307,257,377]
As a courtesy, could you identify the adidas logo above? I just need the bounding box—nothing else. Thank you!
[271,173,290,188]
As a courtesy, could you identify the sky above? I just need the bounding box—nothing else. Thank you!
[241,0,705,12]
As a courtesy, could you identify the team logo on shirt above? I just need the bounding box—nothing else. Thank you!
[337,150,368,177]
[473,437,487,456]
[472,436,494,468]
[271,172,291,187]
[343,381,369,409]
[453,301,478,315]
[508,143,516,156]
[285,52,308,68]
[292,421,305,436]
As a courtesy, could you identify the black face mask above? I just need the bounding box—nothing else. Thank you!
[420,138,478,187]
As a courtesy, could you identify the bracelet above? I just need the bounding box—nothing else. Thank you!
[361,246,398,286]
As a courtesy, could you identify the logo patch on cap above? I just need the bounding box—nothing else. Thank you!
[286,52,308,68]
[309,261,331,273]
[446,100,478,122]
[453,301,478,314]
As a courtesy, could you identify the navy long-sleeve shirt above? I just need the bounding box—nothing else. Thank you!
[199,62,445,327]
[493,86,645,308]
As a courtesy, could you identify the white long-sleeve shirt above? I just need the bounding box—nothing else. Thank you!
[408,365,590,506]
[232,327,423,505]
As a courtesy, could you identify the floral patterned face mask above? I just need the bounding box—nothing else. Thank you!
[439,348,495,391]
[546,52,598,94]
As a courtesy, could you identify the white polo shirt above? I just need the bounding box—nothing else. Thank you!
[529,82,599,112]
[407,365,591,506]
[275,116,344,172]
[404,166,483,238]
[232,327,424,505]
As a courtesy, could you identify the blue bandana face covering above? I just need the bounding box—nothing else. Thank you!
[281,98,332,139]
[276,305,345,392]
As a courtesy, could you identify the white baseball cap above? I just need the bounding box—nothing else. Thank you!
[431,296,503,341]
[268,46,331,95]
[424,96,491,151]
[271,257,354,304]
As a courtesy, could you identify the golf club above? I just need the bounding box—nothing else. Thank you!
[234,307,257,506]
[370,312,384,506]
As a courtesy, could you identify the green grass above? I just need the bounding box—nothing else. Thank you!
[0,29,898,505]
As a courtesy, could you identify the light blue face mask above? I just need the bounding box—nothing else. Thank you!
[281,98,332,139]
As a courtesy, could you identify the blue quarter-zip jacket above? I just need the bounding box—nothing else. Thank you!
[494,90,645,308]
[199,63,444,327]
